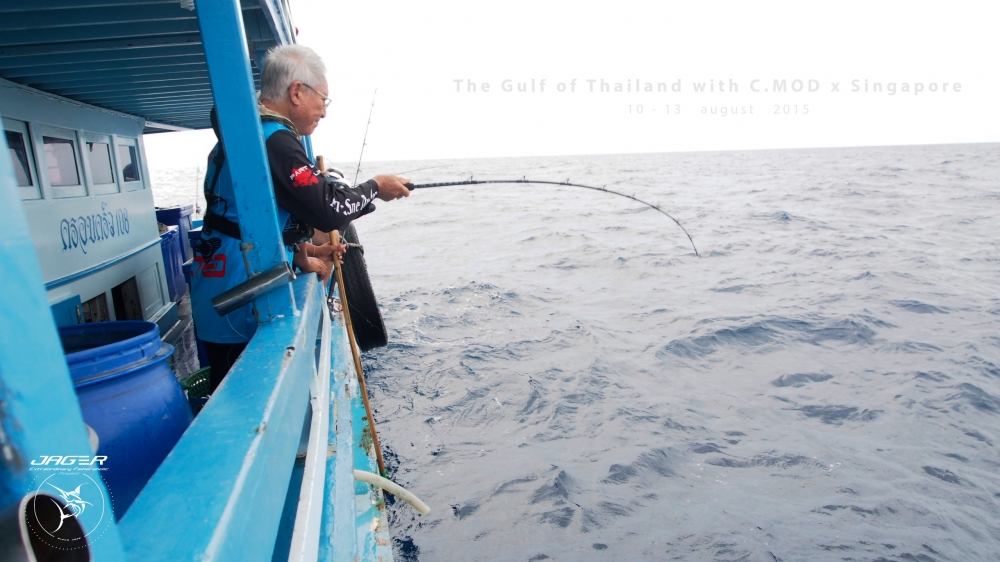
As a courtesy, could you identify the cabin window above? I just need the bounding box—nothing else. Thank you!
[3,118,40,200]
[116,140,143,190]
[6,131,32,187]
[88,142,114,184]
[35,125,86,198]
[43,137,81,186]
[83,134,119,195]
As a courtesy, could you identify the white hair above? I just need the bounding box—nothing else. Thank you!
[259,44,326,101]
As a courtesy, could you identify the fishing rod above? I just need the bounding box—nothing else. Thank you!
[404,178,701,257]
[352,88,377,186]
[193,165,202,215]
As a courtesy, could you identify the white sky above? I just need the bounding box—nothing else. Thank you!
[145,0,1000,167]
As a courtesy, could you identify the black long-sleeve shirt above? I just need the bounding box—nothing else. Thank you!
[265,129,378,232]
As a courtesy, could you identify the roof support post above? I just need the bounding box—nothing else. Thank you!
[194,0,296,320]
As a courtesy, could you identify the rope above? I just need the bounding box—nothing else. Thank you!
[331,231,387,476]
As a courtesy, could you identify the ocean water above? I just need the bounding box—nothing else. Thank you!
[151,143,1000,561]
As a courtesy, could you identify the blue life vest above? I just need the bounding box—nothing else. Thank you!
[190,120,295,344]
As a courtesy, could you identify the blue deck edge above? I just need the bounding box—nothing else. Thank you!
[121,275,317,559]
[0,114,127,561]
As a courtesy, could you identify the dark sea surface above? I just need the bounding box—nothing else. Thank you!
[153,143,1000,561]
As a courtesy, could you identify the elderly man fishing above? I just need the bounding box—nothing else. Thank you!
[191,44,411,390]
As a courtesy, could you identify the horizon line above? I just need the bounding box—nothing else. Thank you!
[340,139,1000,167]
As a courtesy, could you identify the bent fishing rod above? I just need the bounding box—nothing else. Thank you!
[403,178,701,257]
[340,93,698,256]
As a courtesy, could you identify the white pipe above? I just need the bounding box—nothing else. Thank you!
[353,470,431,516]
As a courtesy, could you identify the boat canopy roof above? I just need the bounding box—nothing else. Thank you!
[0,0,294,133]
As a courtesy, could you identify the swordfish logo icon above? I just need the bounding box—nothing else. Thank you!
[46,482,93,532]
[27,472,110,550]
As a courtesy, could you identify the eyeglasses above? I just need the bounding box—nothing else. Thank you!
[301,83,331,108]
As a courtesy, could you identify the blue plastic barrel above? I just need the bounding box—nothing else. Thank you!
[156,205,194,262]
[159,226,185,302]
[60,321,192,518]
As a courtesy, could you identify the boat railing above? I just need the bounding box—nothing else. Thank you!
[119,273,349,560]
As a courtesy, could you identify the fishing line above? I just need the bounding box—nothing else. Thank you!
[405,178,701,257]
[395,164,448,175]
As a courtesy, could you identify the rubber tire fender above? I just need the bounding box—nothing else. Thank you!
[340,222,388,351]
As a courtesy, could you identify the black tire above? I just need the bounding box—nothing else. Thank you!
[340,223,388,351]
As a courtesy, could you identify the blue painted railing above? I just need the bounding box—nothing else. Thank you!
[120,276,323,560]
[0,119,127,560]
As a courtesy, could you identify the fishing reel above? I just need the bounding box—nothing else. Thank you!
[314,156,350,188]
[328,176,352,190]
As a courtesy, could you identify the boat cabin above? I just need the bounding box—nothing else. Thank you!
[3,79,171,329]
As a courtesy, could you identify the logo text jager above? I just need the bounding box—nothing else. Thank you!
[31,455,108,467]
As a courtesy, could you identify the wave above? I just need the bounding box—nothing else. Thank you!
[889,299,948,314]
[658,314,880,358]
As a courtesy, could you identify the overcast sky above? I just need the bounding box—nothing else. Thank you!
[145,0,999,168]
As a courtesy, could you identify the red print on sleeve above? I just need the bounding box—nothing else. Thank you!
[290,165,319,187]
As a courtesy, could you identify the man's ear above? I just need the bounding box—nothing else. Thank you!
[288,83,302,106]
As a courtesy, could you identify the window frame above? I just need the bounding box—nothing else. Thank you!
[114,136,145,192]
[33,123,87,199]
[80,131,120,195]
[2,117,41,201]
